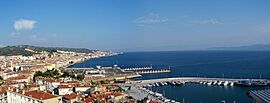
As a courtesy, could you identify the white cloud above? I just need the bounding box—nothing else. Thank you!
[14,19,37,30]
[192,19,223,25]
[134,12,168,24]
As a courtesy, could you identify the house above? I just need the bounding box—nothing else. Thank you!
[1,72,19,80]
[0,90,7,103]
[45,78,60,91]
[74,85,90,93]
[56,85,73,95]
[7,89,61,103]
[5,76,30,83]
[62,93,81,103]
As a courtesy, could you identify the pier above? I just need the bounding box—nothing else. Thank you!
[121,77,270,103]
[123,66,152,71]
[136,69,171,74]
[249,89,270,103]
[127,77,270,87]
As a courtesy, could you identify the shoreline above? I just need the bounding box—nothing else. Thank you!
[65,52,121,68]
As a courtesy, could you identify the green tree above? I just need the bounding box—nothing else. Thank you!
[76,74,84,81]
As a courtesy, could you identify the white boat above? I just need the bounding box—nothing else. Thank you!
[164,99,171,102]
[172,81,176,85]
[155,83,160,86]
[160,82,165,86]
[207,82,212,85]
[230,82,234,86]
[218,81,223,85]
[155,92,163,97]
[164,82,168,85]
[213,81,218,85]
[223,81,229,86]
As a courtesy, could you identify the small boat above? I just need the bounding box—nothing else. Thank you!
[217,81,223,86]
[223,81,229,86]
[155,82,160,86]
[213,81,218,85]
[230,82,234,86]
[164,82,168,85]
[171,81,176,85]
[207,82,212,85]
[160,82,165,86]
[175,81,182,86]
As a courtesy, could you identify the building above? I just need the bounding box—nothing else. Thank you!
[62,93,81,103]
[0,91,7,103]
[74,86,90,93]
[7,89,61,103]
[56,85,73,95]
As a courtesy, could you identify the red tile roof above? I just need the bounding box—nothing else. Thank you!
[58,85,73,89]
[84,98,94,103]
[6,75,28,81]
[24,90,58,100]
[63,93,79,100]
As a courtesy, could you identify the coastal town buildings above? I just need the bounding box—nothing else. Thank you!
[0,48,140,103]
[7,90,61,103]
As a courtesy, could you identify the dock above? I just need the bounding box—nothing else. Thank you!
[121,77,270,103]
[123,66,152,71]
[249,89,270,103]
[136,69,171,74]
[127,77,269,87]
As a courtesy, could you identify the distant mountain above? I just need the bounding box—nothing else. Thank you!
[208,44,270,51]
[0,45,96,56]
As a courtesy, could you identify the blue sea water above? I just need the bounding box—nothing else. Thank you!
[70,51,270,103]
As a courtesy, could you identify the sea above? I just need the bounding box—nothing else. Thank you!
[69,51,270,103]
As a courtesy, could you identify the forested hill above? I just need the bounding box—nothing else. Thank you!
[0,45,96,56]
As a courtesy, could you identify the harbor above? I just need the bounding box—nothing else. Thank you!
[120,77,270,103]
[248,89,270,103]
[69,51,270,103]
[129,77,270,87]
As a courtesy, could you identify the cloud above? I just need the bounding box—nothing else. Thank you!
[192,19,223,25]
[134,12,168,24]
[14,19,37,30]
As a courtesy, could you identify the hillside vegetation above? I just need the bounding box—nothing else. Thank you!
[0,45,95,56]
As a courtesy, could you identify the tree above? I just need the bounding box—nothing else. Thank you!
[76,74,84,81]
[34,71,43,77]
[100,80,105,84]
[53,69,60,76]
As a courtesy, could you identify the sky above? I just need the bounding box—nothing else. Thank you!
[1,0,270,51]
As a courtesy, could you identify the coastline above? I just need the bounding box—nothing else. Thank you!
[65,52,121,68]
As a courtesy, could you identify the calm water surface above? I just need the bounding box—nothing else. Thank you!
[70,51,270,103]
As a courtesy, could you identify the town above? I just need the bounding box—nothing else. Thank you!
[0,46,146,103]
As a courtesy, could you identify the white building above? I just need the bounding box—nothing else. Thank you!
[0,91,7,103]
[56,85,73,95]
[74,86,90,93]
